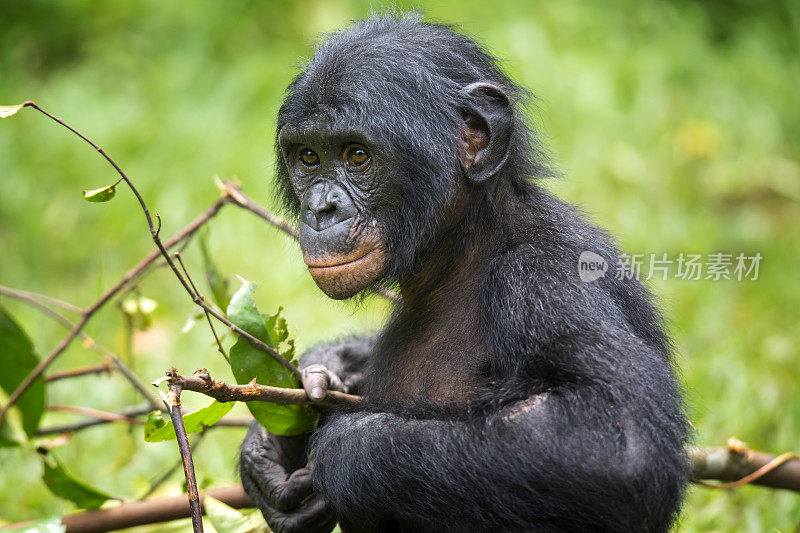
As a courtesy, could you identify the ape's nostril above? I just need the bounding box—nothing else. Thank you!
[302,182,358,231]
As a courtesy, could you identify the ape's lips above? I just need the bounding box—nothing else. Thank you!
[302,244,388,300]
[303,246,378,271]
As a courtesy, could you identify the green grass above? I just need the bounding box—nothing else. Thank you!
[0,1,798,531]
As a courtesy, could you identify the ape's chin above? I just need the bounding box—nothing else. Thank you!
[305,247,388,300]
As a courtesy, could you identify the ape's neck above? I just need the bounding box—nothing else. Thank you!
[398,177,515,312]
[368,179,518,406]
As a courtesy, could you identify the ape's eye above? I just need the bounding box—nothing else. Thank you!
[298,148,319,168]
[345,144,370,168]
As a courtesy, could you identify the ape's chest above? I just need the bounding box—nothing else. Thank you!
[366,307,492,406]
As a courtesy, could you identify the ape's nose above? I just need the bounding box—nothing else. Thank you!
[301,181,357,231]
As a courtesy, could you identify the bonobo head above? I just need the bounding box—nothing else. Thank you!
[274,14,545,299]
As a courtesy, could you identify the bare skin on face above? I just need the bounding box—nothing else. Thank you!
[302,227,388,300]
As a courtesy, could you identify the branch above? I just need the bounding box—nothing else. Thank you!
[36,404,155,436]
[220,178,298,239]
[46,362,113,382]
[161,380,203,532]
[160,368,361,408]
[690,438,800,492]
[0,486,253,533]
[174,252,229,363]
[35,404,249,436]
[139,433,206,500]
[46,405,143,425]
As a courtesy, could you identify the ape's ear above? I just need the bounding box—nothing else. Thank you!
[458,82,513,183]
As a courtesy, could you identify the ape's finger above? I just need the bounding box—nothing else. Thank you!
[303,364,332,400]
[260,493,336,533]
[256,462,315,512]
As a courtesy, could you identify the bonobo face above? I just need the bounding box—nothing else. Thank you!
[278,125,389,300]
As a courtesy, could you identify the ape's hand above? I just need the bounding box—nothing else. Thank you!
[239,422,336,533]
[301,363,346,401]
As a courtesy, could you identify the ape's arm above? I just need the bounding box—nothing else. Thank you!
[312,336,688,532]
[239,336,375,533]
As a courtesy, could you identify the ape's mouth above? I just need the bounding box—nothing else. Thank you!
[304,246,378,271]
[303,245,388,300]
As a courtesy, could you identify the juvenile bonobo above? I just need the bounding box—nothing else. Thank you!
[239,13,689,533]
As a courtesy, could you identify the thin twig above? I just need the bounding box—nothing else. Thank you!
[162,380,203,532]
[0,285,83,314]
[36,404,156,435]
[35,405,247,436]
[220,178,298,239]
[162,368,361,408]
[0,195,227,423]
[46,362,113,382]
[139,433,206,501]
[174,252,229,363]
[47,405,144,425]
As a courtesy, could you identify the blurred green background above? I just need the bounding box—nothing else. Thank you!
[0,0,798,531]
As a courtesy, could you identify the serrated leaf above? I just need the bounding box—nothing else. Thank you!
[227,280,317,436]
[82,183,117,203]
[205,496,268,533]
[0,104,25,118]
[144,400,234,443]
[41,454,112,510]
[1,517,66,532]
[0,305,45,437]
[199,230,231,311]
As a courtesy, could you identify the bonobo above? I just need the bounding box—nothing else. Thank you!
[239,13,689,533]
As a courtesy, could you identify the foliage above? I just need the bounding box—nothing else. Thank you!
[227,280,318,436]
[0,1,798,531]
[0,305,45,439]
[143,401,234,443]
[41,453,111,510]
[203,496,268,533]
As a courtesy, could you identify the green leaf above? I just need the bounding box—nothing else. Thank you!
[0,416,22,448]
[0,305,45,437]
[0,104,25,118]
[199,230,232,311]
[41,453,112,510]
[144,400,234,443]
[227,279,317,436]
[82,183,117,203]
[204,495,268,533]
[1,517,66,532]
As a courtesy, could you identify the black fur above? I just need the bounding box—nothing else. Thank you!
[242,13,689,533]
